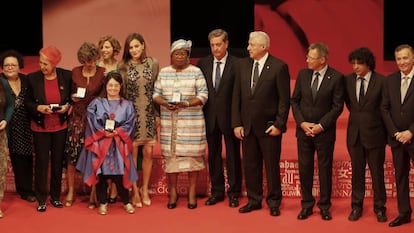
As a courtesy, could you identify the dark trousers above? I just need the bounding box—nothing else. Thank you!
[33,129,67,204]
[96,175,129,205]
[390,144,414,216]
[206,123,242,198]
[348,140,386,212]
[297,137,334,211]
[242,132,282,208]
[10,153,35,198]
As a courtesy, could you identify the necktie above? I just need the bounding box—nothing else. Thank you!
[215,61,222,91]
[251,62,259,93]
[358,77,365,105]
[401,76,409,103]
[311,72,320,101]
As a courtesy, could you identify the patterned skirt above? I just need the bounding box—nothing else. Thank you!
[65,116,86,166]
[0,130,8,201]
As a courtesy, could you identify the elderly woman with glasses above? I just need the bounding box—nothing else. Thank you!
[0,50,36,206]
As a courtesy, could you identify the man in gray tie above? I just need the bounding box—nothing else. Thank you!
[197,29,242,208]
[291,42,344,221]
[381,44,414,227]
[232,31,291,217]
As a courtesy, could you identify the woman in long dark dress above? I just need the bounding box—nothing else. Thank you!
[0,50,35,203]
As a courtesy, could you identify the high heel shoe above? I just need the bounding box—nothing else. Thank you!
[132,194,142,208]
[187,202,197,209]
[65,199,74,207]
[167,195,179,209]
[88,202,96,209]
[140,187,151,206]
[187,195,197,209]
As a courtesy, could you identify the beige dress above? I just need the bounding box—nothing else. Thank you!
[119,57,159,145]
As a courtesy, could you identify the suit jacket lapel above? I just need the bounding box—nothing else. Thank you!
[37,75,46,103]
[363,73,376,104]
[317,70,330,100]
[246,60,254,96]
[207,57,215,91]
[349,74,358,105]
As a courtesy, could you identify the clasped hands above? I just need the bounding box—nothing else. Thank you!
[37,104,70,114]
[164,101,189,111]
[104,129,118,138]
[233,125,281,140]
[265,125,281,136]
[301,122,322,137]
[395,130,412,144]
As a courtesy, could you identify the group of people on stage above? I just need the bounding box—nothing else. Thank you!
[0,29,412,228]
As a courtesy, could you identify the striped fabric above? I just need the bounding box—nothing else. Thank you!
[153,65,208,158]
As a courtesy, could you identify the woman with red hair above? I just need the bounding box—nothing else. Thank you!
[25,46,72,212]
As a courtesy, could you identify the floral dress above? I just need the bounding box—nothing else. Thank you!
[65,66,105,165]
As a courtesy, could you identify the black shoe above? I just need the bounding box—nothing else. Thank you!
[37,203,47,212]
[321,209,332,220]
[238,203,262,213]
[229,197,239,208]
[348,208,362,221]
[50,199,63,208]
[22,195,36,203]
[205,196,224,206]
[187,195,197,209]
[297,208,313,220]
[389,215,411,227]
[167,196,178,209]
[187,202,197,209]
[270,207,280,216]
[167,202,177,209]
[375,210,387,222]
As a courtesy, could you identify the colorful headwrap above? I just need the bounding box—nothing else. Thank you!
[170,39,192,54]
[39,46,62,66]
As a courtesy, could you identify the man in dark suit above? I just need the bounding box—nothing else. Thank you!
[232,31,291,216]
[344,47,387,222]
[381,44,414,227]
[197,29,242,208]
[291,42,344,221]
